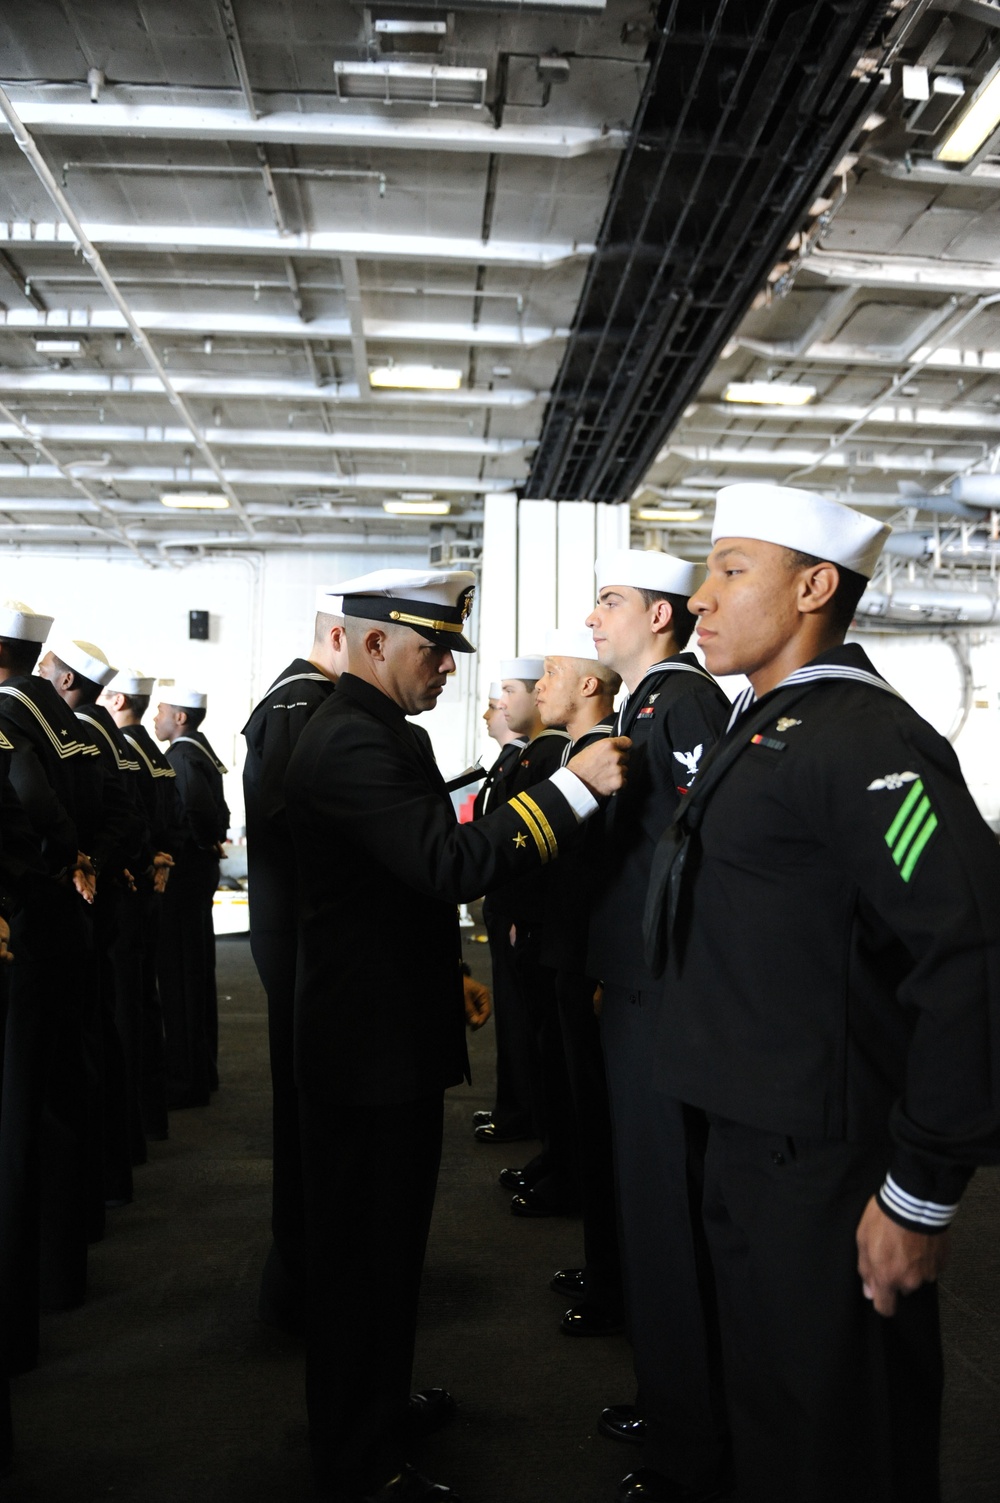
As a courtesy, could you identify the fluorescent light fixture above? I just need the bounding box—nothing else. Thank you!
[723,381,816,406]
[35,338,83,355]
[937,63,1000,162]
[637,509,704,523]
[334,60,486,108]
[369,364,462,391]
[160,492,230,510]
[383,499,451,516]
[374,19,447,34]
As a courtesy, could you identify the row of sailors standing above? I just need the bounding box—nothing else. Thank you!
[0,602,229,1469]
[241,486,1000,1503]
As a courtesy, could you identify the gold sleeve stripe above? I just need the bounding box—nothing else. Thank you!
[509,796,550,863]
[515,792,558,859]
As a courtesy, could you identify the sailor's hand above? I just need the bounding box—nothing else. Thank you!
[567,736,631,797]
[463,974,492,1031]
[0,915,13,963]
[71,852,96,905]
[152,851,175,894]
[856,1196,949,1317]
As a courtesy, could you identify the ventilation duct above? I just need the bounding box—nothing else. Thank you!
[859,586,1000,625]
[333,61,487,108]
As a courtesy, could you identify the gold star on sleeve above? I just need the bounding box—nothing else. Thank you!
[513,831,527,848]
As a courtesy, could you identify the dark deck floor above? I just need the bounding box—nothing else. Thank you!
[4,934,998,1502]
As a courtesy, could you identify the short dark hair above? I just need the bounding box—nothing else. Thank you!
[636,588,697,652]
[785,550,868,636]
[0,636,41,674]
[120,692,150,718]
[51,653,102,704]
[172,704,206,731]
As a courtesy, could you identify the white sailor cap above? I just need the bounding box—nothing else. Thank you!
[337,568,476,652]
[595,548,701,596]
[488,681,503,700]
[0,599,54,643]
[47,636,117,687]
[165,686,207,711]
[314,588,345,616]
[544,627,601,664]
[499,656,545,680]
[712,484,890,579]
[105,667,155,697]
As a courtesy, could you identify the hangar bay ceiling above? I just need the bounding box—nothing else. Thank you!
[3,0,1000,620]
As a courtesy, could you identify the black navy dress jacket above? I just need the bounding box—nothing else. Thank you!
[586,653,731,990]
[285,672,588,1104]
[541,721,614,975]
[166,731,230,853]
[74,702,149,874]
[654,643,1000,1227]
[120,722,184,858]
[483,728,569,929]
[242,658,335,933]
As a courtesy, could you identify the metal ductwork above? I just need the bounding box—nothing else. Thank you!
[884,533,1000,564]
[859,586,1000,625]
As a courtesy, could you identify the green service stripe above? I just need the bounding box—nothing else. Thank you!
[901,813,938,883]
[885,779,924,846]
[891,794,931,866]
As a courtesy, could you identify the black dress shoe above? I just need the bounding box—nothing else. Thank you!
[617,1468,731,1502]
[549,1267,585,1296]
[366,1464,460,1501]
[403,1388,456,1439]
[498,1166,530,1191]
[598,1404,646,1444]
[510,1187,580,1217]
[474,1122,532,1143]
[560,1305,625,1337]
[472,1110,493,1127]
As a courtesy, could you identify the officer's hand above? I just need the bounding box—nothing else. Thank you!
[593,983,603,1017]
[463,974,492,1031]
[152,851,175,894]
[567,736,631,797]
[72,852,97,905]
[0,915,13,963]
[856,1196,949,1317]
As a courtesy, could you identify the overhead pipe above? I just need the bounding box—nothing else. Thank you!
[859,586,1000,625]
[0,86,255,536]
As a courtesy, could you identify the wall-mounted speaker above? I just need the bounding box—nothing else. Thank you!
[189,610,209,641]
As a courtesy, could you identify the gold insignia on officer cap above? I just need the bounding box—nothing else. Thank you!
[336,568,477,653]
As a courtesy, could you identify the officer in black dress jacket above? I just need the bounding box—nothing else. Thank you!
[533,628,623,1329]
[645,484,1000,1503]
[584,549,733,1502]
[285,568,630,1503]
[154,689,229,1109]
[242,586,348,1331]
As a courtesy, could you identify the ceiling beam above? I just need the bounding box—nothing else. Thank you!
[0,306,567,346]
[696,401,1000,431]
[0,220,590,269]
[6,91,627,158]
[665,444,982,475]
[803,249,1000,294]
[0,464,518,492]
[0,422,535,456]
[0,372,543,406]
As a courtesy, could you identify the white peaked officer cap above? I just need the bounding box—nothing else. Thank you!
[712,484,891,579]
[595,548,702,596]
[488,681,503,699]
[337,567,477,652]
[0,599,54,642]
[314,587,344,616]
[47,636,117,687]
[167,686,208,710]
[544,627,601,664]
[106,666,155,696]
[499,656,545,680]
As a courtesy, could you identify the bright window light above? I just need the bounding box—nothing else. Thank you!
[383,499,451,516]
[160,492,230,509]
[937,64,1000,162]
[723,381,816,405]
[636,509,704,523]
[370,365,462,391]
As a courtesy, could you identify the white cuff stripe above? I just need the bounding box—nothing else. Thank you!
[549,766,599,823]
[880,1174,958,1228]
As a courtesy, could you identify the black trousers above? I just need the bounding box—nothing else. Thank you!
[555,969,621,1312]
[483,911,539,1137]
[249,908,304,1327]
[138,890,168,1139]
[298,1089,444,1500]
[702,1114,943,1503]
[158,851,219,1109]
[601,983,729,1490]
